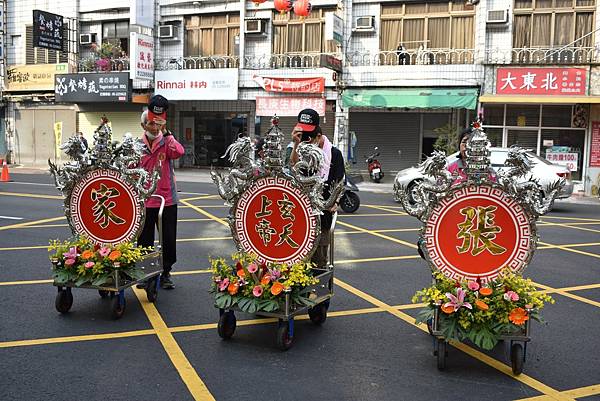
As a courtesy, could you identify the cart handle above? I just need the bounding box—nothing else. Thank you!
[150,194,166,248]
[328,211,337,267]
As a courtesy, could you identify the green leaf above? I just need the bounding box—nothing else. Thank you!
[467,324,499,350]
[92,274,110,287]
[75,275,90,287]
[214,292,234,309]
[415,307,435,325]
[437,314,463,342]
[259,299,280,312]
[54,270,70,284]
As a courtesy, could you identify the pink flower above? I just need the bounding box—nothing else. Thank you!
[270,269,281,280]
[99,247,111,257]
[64,258,76,266]
[218,278,230,292]
[443,287,472,312]
[247,263,258,274]
[84,261,95,269]
[467,281,480,291]
[63,247,78,259]
[252,285,263,297]
[503,291,519,302]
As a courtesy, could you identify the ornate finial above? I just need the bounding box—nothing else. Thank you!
[91,119,114,166]
[464,118,491,182]
[263,115,285,171]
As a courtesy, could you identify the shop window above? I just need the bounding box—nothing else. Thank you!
[482,104,504,126]
[272,8,337,55]
[185,13,240,57]
[507,129,539,151]
[541,105,573,127]
[485,127,503,147]
[506,104,540,127]
[541,129,584,180]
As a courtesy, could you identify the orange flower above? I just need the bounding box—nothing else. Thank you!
[475,299,489,311]
[509,307,529,325]
[260,274,271,286]
[440,304,455,314]
[81,250,94,260]
[270,282,284,296]
[108,250,122,261]
[479,287,493,296]
[228,282,239,295]
[236,269,246,278]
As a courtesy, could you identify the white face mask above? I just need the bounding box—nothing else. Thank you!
[145,131,158,141]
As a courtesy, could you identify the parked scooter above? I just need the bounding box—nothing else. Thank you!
[365,147,384,183]
[339,176,360,213]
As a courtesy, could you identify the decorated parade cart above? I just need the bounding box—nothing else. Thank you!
[48,120,163,319]
[210,117,343,350]
[397,122,561,374]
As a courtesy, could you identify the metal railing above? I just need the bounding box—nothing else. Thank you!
[346,49,475,66]
[76,57,130,73]
[485,47,598,64]
[157,53,339,70]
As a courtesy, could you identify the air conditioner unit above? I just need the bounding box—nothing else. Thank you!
[486,9,508,24]
[354,16,375,31]
[79,33,96,45]
[159,25,176,39]
[245,19,266,35]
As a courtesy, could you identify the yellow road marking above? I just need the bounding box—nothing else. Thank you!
[0,191,62,200]
[0,245,50,251]
[5,218,216,229]
[0,329,155,349]
[131,287,215,401]
[363,204,408,215]
[539,283,600,293]
[179,195,220,202]
[181,200,229,227]
[539,241,600,260]
[337,220,417,249]
[172,269,212,275]
[0,216,65,232]
[334,278,573,401]
[0,279,53,286]
[176,236,232,243]
[535,282,600,309]
[336,255,420,264]
[337,228,419,235]
[541,216,600,223]
[338,213,404,218]
[517,384,600,401]
[539,221,600,234]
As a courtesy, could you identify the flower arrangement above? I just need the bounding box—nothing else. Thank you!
[412,270,554,350]
[81,42,128,72]
[48,236,152,287]
[210,252,319,313]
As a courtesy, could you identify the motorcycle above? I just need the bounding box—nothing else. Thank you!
[339,176,360,213]
[366,147,384,183]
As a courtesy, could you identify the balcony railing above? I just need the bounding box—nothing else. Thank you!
[76,57,130,73]
[157,53,340,70]
[485,47,598,64]
[347,49,475,66]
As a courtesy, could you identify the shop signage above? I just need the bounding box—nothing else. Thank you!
[546,149,579,171]
[255,96,326,117]
[591,121,600,167]
[253,76,325,94]
[55,72,131,102]
[130,0,155,29]
[325,13,343,45]
[320,54,343,74]
[5,63,68,91]
[130,32,154,81]
[155,69,238,100]
[496,67,587,96]
[33,10,64,51]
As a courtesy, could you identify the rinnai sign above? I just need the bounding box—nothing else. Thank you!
[155,69,238,100]
[254,76,325,94]
[496,67,588,96]
[256,97,326,117]
[130,32,154,81]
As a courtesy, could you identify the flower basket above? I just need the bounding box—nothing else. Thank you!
[412,271,554,350]
[49,236,153,288]
[210,252,320,314]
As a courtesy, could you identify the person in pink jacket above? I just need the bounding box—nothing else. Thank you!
[137,95,185,289]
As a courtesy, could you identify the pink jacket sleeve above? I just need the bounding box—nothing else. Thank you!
[165,135,185,160]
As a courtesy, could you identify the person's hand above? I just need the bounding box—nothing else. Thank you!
[329,203,338,213]
[292,127,302,145]
[162,129,172,137]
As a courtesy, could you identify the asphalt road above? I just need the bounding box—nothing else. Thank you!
[1,172,599,401]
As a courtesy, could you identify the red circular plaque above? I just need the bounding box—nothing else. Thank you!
[69,169,143,246]
[233,176,319,265]
[423,185,533,282]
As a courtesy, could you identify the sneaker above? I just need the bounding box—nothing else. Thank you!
[161,274,175,290]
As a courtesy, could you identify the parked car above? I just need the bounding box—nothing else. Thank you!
[394,147,574,205]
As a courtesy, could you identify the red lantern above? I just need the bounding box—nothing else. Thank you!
[293,0,311,18]
[253,0,267,5]
[274,0,292,14]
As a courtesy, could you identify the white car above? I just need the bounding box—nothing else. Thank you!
[394,148,574,204]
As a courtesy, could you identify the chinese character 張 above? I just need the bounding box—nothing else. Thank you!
[456,205,507,256]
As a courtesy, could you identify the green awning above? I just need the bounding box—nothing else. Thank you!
[342,88,479,110]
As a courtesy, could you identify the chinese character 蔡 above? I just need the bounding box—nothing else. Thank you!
[275,223,299,248]
[255,219,277,246]
[456,205,507,256]
[255,195,273,218]
[277,193,295,221]
[90,184,126,229]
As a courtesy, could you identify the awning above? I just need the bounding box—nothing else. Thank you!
[479,95,600,104]
[342,88,478,110]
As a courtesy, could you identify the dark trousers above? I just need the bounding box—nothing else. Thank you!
[137,204,178,275]
[311,210,333,268]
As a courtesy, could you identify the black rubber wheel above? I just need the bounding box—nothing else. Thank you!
[217,312,236,340]
[340,191,360,213]
[145,278,158,303]
[511,343,524,375]
[436,339,447,370]
[111,294,126,319]
[55,288,73,314]
[98,290,109,298]
[308,303,328,325]
[276,323,294,351]
[373,177,381,183]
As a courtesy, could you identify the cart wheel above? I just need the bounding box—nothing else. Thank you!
[111,294,126,319]
[511,343,524,375]
[276,324,293,351]
[217,311,236,340]
[308,303,328,325]
[55,288,73,314]
[98,290,109,298]
[436,339,447,370]
[145,278,158,303]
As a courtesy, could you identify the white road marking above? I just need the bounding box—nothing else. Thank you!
[0,216,24,220]
[3,181,54,187]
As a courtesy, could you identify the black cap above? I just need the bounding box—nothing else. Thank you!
[295,108,320,133]
[148,94,169,121]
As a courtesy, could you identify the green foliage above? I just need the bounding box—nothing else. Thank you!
[433,123,459,155]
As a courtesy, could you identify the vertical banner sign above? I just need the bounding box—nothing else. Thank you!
[325,13,343,45]
[33,10,64,51]
[130,32,155,81]
[53,122,63,160]
[130,0,155,29]
[591,121,600,167]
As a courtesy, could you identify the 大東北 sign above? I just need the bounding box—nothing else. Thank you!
[496,67,587,96]
[233,176,319,265]
[55,72,131,102]
[545,150,579,172]
[130,32,154,81]
[591,121,600,167]
[155,69,238,100]
[33,10,64,51]
[253,76,325,94]
[5,63,68,91]
[255,97,326,117]
[424,185,533,282]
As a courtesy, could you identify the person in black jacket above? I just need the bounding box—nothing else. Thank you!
[290,108,345,268]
